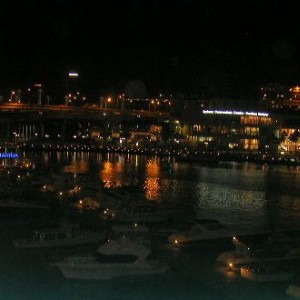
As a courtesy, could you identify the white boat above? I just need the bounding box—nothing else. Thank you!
[13,224,106,249]
[167,219,232,246]
[286,277,300,298]
[0,199,48,209]
[216,236,252,270]
[112,200,180,224]
[240,259,298,282]
[217,233,300,270]
[53,224,169,280]
[54,256,169,280]
[107,223,152,248]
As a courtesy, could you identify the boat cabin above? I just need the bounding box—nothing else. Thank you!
[33,225,80,241]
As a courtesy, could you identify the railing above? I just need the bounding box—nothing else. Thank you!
[0,103,171,118]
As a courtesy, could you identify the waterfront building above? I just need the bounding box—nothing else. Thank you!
[179,108,275,152]
[260,84,300,111]
[0,92,300,156]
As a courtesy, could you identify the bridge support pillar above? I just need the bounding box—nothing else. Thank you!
[38,89,42,105]
[25,125,28,140]
[5,121,11,141]
[40,122,44,138]
[60,119,67,141]
[21,124,25,140]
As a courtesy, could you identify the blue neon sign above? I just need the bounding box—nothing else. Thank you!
[0,152,19,159]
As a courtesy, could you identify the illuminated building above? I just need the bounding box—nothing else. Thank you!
[260,84,300,111]
[180,109,275,152]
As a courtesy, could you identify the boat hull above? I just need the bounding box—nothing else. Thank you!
[168,232,232,247]
[56,259,169,280]
[216,251,250,270]
[14,232,105,249]
[240,266,296,283]
[287,284,300,298]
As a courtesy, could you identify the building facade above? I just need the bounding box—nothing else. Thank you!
[260,84,300,110]
[179,109,275,152]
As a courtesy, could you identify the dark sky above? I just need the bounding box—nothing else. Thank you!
[1,0,300,101]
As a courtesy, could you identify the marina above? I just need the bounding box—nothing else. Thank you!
[0,151,300,299]
[2,0,300,298]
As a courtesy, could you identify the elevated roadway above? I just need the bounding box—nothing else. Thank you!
[0,103,172,121]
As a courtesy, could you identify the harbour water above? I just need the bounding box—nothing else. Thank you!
[1,151,300,299]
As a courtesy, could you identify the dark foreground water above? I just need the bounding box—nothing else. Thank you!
[1,152,300,299]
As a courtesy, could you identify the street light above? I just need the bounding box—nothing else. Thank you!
[105,97,112,109]
[9,91,15,102]
[149,99,155,111]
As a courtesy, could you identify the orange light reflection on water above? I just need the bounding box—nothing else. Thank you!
[63,160,89,174]
[144,178,160,201]
[144,159,161,201]
[100,161,123,188]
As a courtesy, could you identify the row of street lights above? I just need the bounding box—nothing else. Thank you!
[1,71,173,112]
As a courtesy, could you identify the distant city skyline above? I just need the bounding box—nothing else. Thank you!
[0,0,300,102]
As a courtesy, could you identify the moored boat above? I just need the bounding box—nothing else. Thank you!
[240,259,299,282]
[13,224,106,249]
[54,256,169,280]
[0,199,48,209]
[175,152,219,164]
[52,224,169,280]
[109,200,180,224]
[217,233,300,271]
[287,277,300,298]
[216,236,251,270]
[168,219,232,247]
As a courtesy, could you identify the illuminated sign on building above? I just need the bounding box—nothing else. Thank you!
[0,152,19,159]
[68,72,79,77]
[203,110,269,117]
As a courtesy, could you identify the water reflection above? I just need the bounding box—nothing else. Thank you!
[23,151,300,231]
[144,159,161,201]
[145,159,161,176]
[267,194,300,231]
[100,161,124,188]
[196,182,266,210]
[144,178,160,201]
[64,160,89,174]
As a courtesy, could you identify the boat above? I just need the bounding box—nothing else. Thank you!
[52,224,169,280]
[216,236,251,270]
[217,233,300,271]
[53,254,169,280]
[73,197,101,211]
[167,219,232,246]
[0,199,48,209]
[240,259,299,282]
[175,152,219,164]
[109,200,180,224]
[286,276,300,298]
[13,224,106,249]
[150,220,199,236]
[97,224,152,258]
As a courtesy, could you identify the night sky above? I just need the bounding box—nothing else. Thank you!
[1,0,300,102]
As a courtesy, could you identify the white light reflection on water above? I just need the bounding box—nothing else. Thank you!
[195,182,268,231]
[196,182,266,211]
